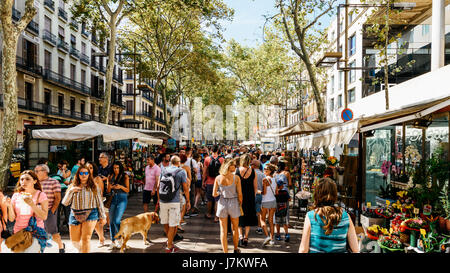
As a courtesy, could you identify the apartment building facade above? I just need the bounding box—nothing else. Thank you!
[122,73,172,132]
[0,0,125,148]
[323,0,450,156]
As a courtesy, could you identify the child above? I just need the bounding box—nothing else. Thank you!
[275,180,290,242]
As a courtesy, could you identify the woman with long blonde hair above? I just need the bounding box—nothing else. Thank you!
[299,178,359,253]
[62,165,106,253]
[213,158,243,253]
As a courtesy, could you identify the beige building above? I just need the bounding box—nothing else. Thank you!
[122,72,172,131]
[0,0,125,148]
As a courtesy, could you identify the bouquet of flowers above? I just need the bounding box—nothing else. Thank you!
[390,214,406,232]
[375,206,394,219]
[362,207,383,218]
[366,225,389,240]
[325,156,338,167]
[378,235,404,251]
[400,218,427,232]
[392,191,415,215]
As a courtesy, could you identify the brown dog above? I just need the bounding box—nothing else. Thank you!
[114,212,159,253]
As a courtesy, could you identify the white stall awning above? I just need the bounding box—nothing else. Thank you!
[32,121,163,145]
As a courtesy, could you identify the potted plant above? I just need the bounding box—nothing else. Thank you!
[438,180,450,234]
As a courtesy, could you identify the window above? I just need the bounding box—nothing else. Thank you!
[70,34,76,48]
[330,75,335,94]
[58,57,64,75]
[44,50,52,70]
[349,35,356,56]
[81,42,86,54]
[126,84,133,94]
[91,103,95,118]
[126,101,133,115]
[58,26,65,40]
[349,61,356,83]
[80,101,85,114]
[70,97,75,113]
[81,69,86,85]
[330,98,335,111]
[45,16,52,32]
[348,88,355,103]
[70,64,76,81]
[339,71,343,90]
[337,94,342,108]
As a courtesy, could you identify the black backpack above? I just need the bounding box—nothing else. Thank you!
[159,169,182,202]
[208,156,221,178]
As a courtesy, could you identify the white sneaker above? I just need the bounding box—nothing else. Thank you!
[262,236,271,246]
[269,240,275,246]
[108,243,116,250]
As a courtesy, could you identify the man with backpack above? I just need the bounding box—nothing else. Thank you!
[158,155,190,253]
[202,145,224,220]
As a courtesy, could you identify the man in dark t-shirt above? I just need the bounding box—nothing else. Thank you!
[98,153,113,196]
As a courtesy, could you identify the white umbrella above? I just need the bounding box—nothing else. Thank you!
[32,121,163,145]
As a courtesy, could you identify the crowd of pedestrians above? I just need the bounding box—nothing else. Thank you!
[0,144,359,253]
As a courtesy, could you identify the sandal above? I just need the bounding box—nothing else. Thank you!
[177,227,185,233]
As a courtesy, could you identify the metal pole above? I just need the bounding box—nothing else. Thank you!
[133,42,137,122]
[343,0,349,156]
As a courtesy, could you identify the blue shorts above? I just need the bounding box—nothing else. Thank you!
[255,194,262,213]
[69,208,99,226]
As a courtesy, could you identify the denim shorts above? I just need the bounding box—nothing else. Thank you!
[69,208,99,226]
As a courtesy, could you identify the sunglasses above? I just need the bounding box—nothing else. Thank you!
[79,172,89,176]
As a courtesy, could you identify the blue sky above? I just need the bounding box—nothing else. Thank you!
[221,0,279,47]
[220,0,336,48]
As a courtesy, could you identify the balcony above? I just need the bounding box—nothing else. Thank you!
[155,116,165,124]
[142,91,154,102]
[113,72,122,83]
[18,98,45,113]
[80,53,90,65]
[44,0,55,11]
[81,27,90,38]
[92,35,98,46]
[91,60,99,70]
[57,38,69,53]
[43,105,92,121]
[70,20,79,31]
[12,8,21,21]
[26,20,39,35]
[16,55,42,76]
[58,7,68,21]
[42,30,57,46]
[70,47,80,60]
[91,88,104,100]
[43,69,91,96]
[99,65,106,74]
[137,111,152,118]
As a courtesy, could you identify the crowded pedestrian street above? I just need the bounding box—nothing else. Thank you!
[0,0,449,265]
[58,188,303,253]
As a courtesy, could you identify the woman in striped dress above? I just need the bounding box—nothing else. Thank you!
[62,165,106,253]
[299,178,359,253]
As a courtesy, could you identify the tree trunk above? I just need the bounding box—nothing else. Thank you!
[151,78,161,130]
[100,17,117,124]
[0,0,36,190]
[0,31,19,190]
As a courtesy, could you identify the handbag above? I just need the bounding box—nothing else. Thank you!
[72,209,93,223]
[5,228,33,252]
[104,190,115,209]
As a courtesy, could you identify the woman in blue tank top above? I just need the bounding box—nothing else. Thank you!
[299,178,359,253]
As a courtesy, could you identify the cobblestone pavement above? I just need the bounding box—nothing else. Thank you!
[59,190,305,253]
